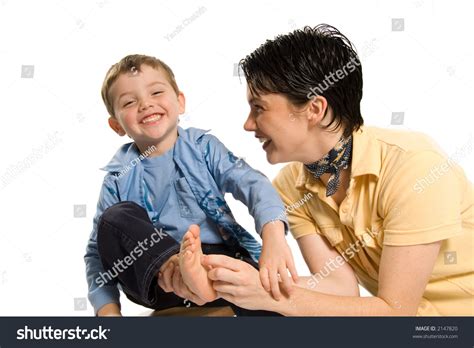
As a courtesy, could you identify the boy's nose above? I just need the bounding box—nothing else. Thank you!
[139,99,152,111]
[243,113,256,132]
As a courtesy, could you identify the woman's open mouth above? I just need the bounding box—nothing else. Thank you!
[259,137,272,150]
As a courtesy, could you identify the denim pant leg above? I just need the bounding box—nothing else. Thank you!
[97,201,183,310]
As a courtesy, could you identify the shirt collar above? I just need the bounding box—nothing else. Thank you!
[350,126,381,178]
[295,126,381,191]
[100,126,209,173]
[100,142,141,173]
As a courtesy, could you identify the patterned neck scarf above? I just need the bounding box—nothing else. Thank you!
[304,134,353,197]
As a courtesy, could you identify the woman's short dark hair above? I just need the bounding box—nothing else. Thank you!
[239,24,364,136]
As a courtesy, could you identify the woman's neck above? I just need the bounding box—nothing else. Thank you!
[300,128,345,164]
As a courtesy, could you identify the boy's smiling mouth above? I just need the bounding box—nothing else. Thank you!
[140,113,163,124]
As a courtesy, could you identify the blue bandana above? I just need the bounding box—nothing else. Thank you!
[304,135,353,197]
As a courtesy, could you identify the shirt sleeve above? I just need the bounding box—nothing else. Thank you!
[84,175,121,314]
[380,150,465,246]
[201,134,288,235]
[272,164,320,240]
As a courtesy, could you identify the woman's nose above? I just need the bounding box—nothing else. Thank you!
[243,113,256,132]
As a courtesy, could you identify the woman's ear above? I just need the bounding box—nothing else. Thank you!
[108,117,126,136]
[307,95,329,127]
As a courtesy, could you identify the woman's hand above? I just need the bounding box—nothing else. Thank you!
[157,254,179,293]
[157,254,207,306]
[203,254,278,311]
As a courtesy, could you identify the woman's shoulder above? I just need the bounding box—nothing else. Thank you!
[273,162,305,188]
[276,162,303,177]
[359,126,446,156]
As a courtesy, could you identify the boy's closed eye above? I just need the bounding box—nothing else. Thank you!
[123,100,135,107]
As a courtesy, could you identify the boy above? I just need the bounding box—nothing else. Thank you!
[84,54,298,316]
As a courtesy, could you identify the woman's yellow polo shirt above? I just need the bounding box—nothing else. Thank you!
[273,127,473,316]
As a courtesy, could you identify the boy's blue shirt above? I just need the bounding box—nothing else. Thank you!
[84,127,288,313]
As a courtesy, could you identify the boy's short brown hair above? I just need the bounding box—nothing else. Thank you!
[101,54,180,117]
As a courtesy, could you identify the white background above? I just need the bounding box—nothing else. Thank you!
[0,0,472,315]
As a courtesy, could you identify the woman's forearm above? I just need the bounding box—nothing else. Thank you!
[269,287,409,316]
[295,275,359,297]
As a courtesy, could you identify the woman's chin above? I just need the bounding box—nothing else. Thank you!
[266,151,282,165]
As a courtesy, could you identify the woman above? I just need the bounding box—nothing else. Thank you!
[203,24,473,316]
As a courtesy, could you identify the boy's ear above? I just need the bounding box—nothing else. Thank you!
[177,91,186,114]
[108,117,126,136]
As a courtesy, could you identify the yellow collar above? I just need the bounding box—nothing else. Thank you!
[295,127,381,192]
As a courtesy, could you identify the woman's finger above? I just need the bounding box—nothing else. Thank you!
[171,266,184,298]
[212,281,237,295]
[203,254,242,271]
[208,267,240,284]
[187,294,206,306]
[288,258,299,283]
[269,269,281,301]
[259,266,271,292]
[160,262,174,292]
[216,291,235,304]
[279,265,293,295]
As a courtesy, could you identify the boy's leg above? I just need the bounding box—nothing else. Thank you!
[179,225,217,302]
[97,201,233,312]
[97,201,183,310]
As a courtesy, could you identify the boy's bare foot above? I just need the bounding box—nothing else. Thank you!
[179,224,217,302]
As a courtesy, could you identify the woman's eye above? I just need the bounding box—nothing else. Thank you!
[254,105,264,114]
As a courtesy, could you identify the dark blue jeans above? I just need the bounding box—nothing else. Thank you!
[97,201,280,316]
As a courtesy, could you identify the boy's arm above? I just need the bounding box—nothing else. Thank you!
[84,176,121,315]
[201,134,288,234]
[202,134,297,298]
